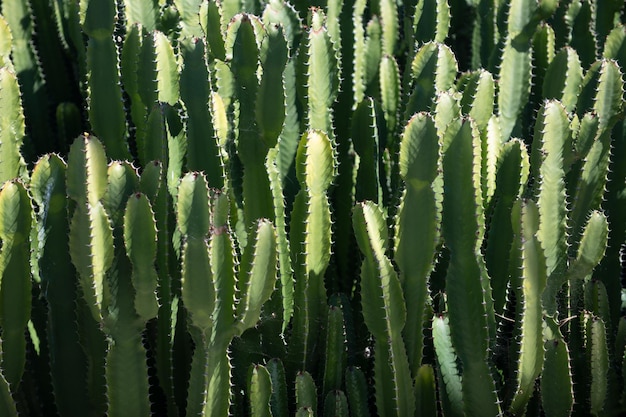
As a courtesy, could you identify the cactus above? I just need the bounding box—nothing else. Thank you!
[0,1,625,416]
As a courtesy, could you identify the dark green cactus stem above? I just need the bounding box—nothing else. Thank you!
[323,390,349,416]
[295,371,317,414]
[180,36,224,188]
[0,181,32,390]
[345,367,370,417]
[81,0,130,160]
[413,0,450,45]
[31,155,90,415]
[267,358,288,417]
[541,338,574,417]
[394,113,441,375]
[322,304,346,398]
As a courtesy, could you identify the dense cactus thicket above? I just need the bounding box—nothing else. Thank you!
[0,0,625,415]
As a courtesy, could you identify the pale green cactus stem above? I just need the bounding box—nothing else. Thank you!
[432,314,464,417]
[497,0,557,139]
[1,0,49,157]
[67,135,113,323]
[102,161,156,417]
[0,181,31,390]
[287,130,335,374]
[227,14,287,232]
[178,172,277,416]
[587,314,610,416]
[248,364,272,417]
[200,0,226,60]
[353,201,415,417]
[80,0,130,160]
[302,8,340,137]
[542,47,583,113]
[508,200,547,415]
[441,119,500,416]
[123,0,158,30]
[174,0,204,38]
[0,67,27,183]
[404,42,457,118]
[531,100,570,317]
[394,113,441,376]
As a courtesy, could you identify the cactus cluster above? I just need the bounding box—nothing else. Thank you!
[0,0,625,415]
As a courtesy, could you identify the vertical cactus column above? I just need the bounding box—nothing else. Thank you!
[31,155,90,415]
[80,0,130,160]
[287,130,336,375]
[353,201,415,416]
[0,181,32,390]
[178,172,277,417]
[441,119,500,416]
[394,113,441,374]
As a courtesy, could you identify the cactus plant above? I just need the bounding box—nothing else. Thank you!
[0,0,625,416]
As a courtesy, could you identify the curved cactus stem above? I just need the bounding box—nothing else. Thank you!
[588,315,609,416]
[173,0,204,37]
[568,212,609,282]
[486,138,529,313]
